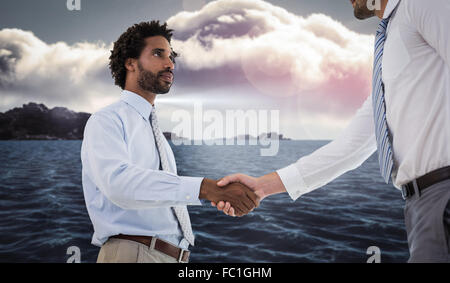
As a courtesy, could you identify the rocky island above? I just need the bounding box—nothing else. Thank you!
[0,102,292,141]
[0,102,91,140]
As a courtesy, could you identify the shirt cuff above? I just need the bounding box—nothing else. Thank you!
[178,176,203,206]
[276,164,308,201]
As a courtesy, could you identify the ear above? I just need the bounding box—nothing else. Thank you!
[125,58,136,72]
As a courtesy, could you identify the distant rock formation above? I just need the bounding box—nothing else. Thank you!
[0,102,293,141]
[163,132,189,141]
[234,133,291,141]
[257,132,290,141]
[0,102,91,140]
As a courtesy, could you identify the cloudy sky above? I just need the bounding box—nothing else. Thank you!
[0,0,381,140]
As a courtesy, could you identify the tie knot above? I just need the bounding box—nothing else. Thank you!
[150,106,157,121]
[377,17,390,35]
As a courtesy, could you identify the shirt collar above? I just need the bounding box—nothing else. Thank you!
[120,90,153,121]
[383,0,400,19]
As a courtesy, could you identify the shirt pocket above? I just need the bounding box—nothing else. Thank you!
[382,27,411,81]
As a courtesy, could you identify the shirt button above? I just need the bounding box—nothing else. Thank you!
[186,195,191,200]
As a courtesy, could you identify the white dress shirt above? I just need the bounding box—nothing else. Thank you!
[81,90,202,247]
[277,0,450,200]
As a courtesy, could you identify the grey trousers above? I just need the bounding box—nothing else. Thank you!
[404,179,450,262]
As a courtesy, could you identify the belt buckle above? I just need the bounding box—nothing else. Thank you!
[178,249,189,263]
[401,185,409,200]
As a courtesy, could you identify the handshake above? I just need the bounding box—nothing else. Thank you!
[198,172,284,217]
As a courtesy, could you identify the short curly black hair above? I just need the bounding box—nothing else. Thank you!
[109,21,176,89]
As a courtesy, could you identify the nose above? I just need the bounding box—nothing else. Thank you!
[164,56,175,71]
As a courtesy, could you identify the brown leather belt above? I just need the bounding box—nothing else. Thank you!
[110,234,190,263]
[401,166,450,200]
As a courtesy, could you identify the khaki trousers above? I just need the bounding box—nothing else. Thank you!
[96,238,181,263]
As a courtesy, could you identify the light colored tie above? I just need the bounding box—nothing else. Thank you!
[150,106,195,246]
[372,17,395,184]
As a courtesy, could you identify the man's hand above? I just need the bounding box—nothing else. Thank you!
[212,172,286,216]
[199,178,260,217]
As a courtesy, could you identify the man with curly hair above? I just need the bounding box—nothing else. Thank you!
[81,21,259,263]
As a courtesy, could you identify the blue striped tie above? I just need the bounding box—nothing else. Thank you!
[373,17,394,184]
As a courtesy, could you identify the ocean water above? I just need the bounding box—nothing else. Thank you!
[0,140,409,263]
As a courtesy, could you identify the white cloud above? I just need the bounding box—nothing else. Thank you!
[168,0,375,116]
[0,0,377,139]
[0,28,115,112]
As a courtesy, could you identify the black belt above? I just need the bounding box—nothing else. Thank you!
[401,166,450,200]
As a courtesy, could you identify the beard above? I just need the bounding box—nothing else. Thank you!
[137,62,172,94]
[354,0,376,20]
